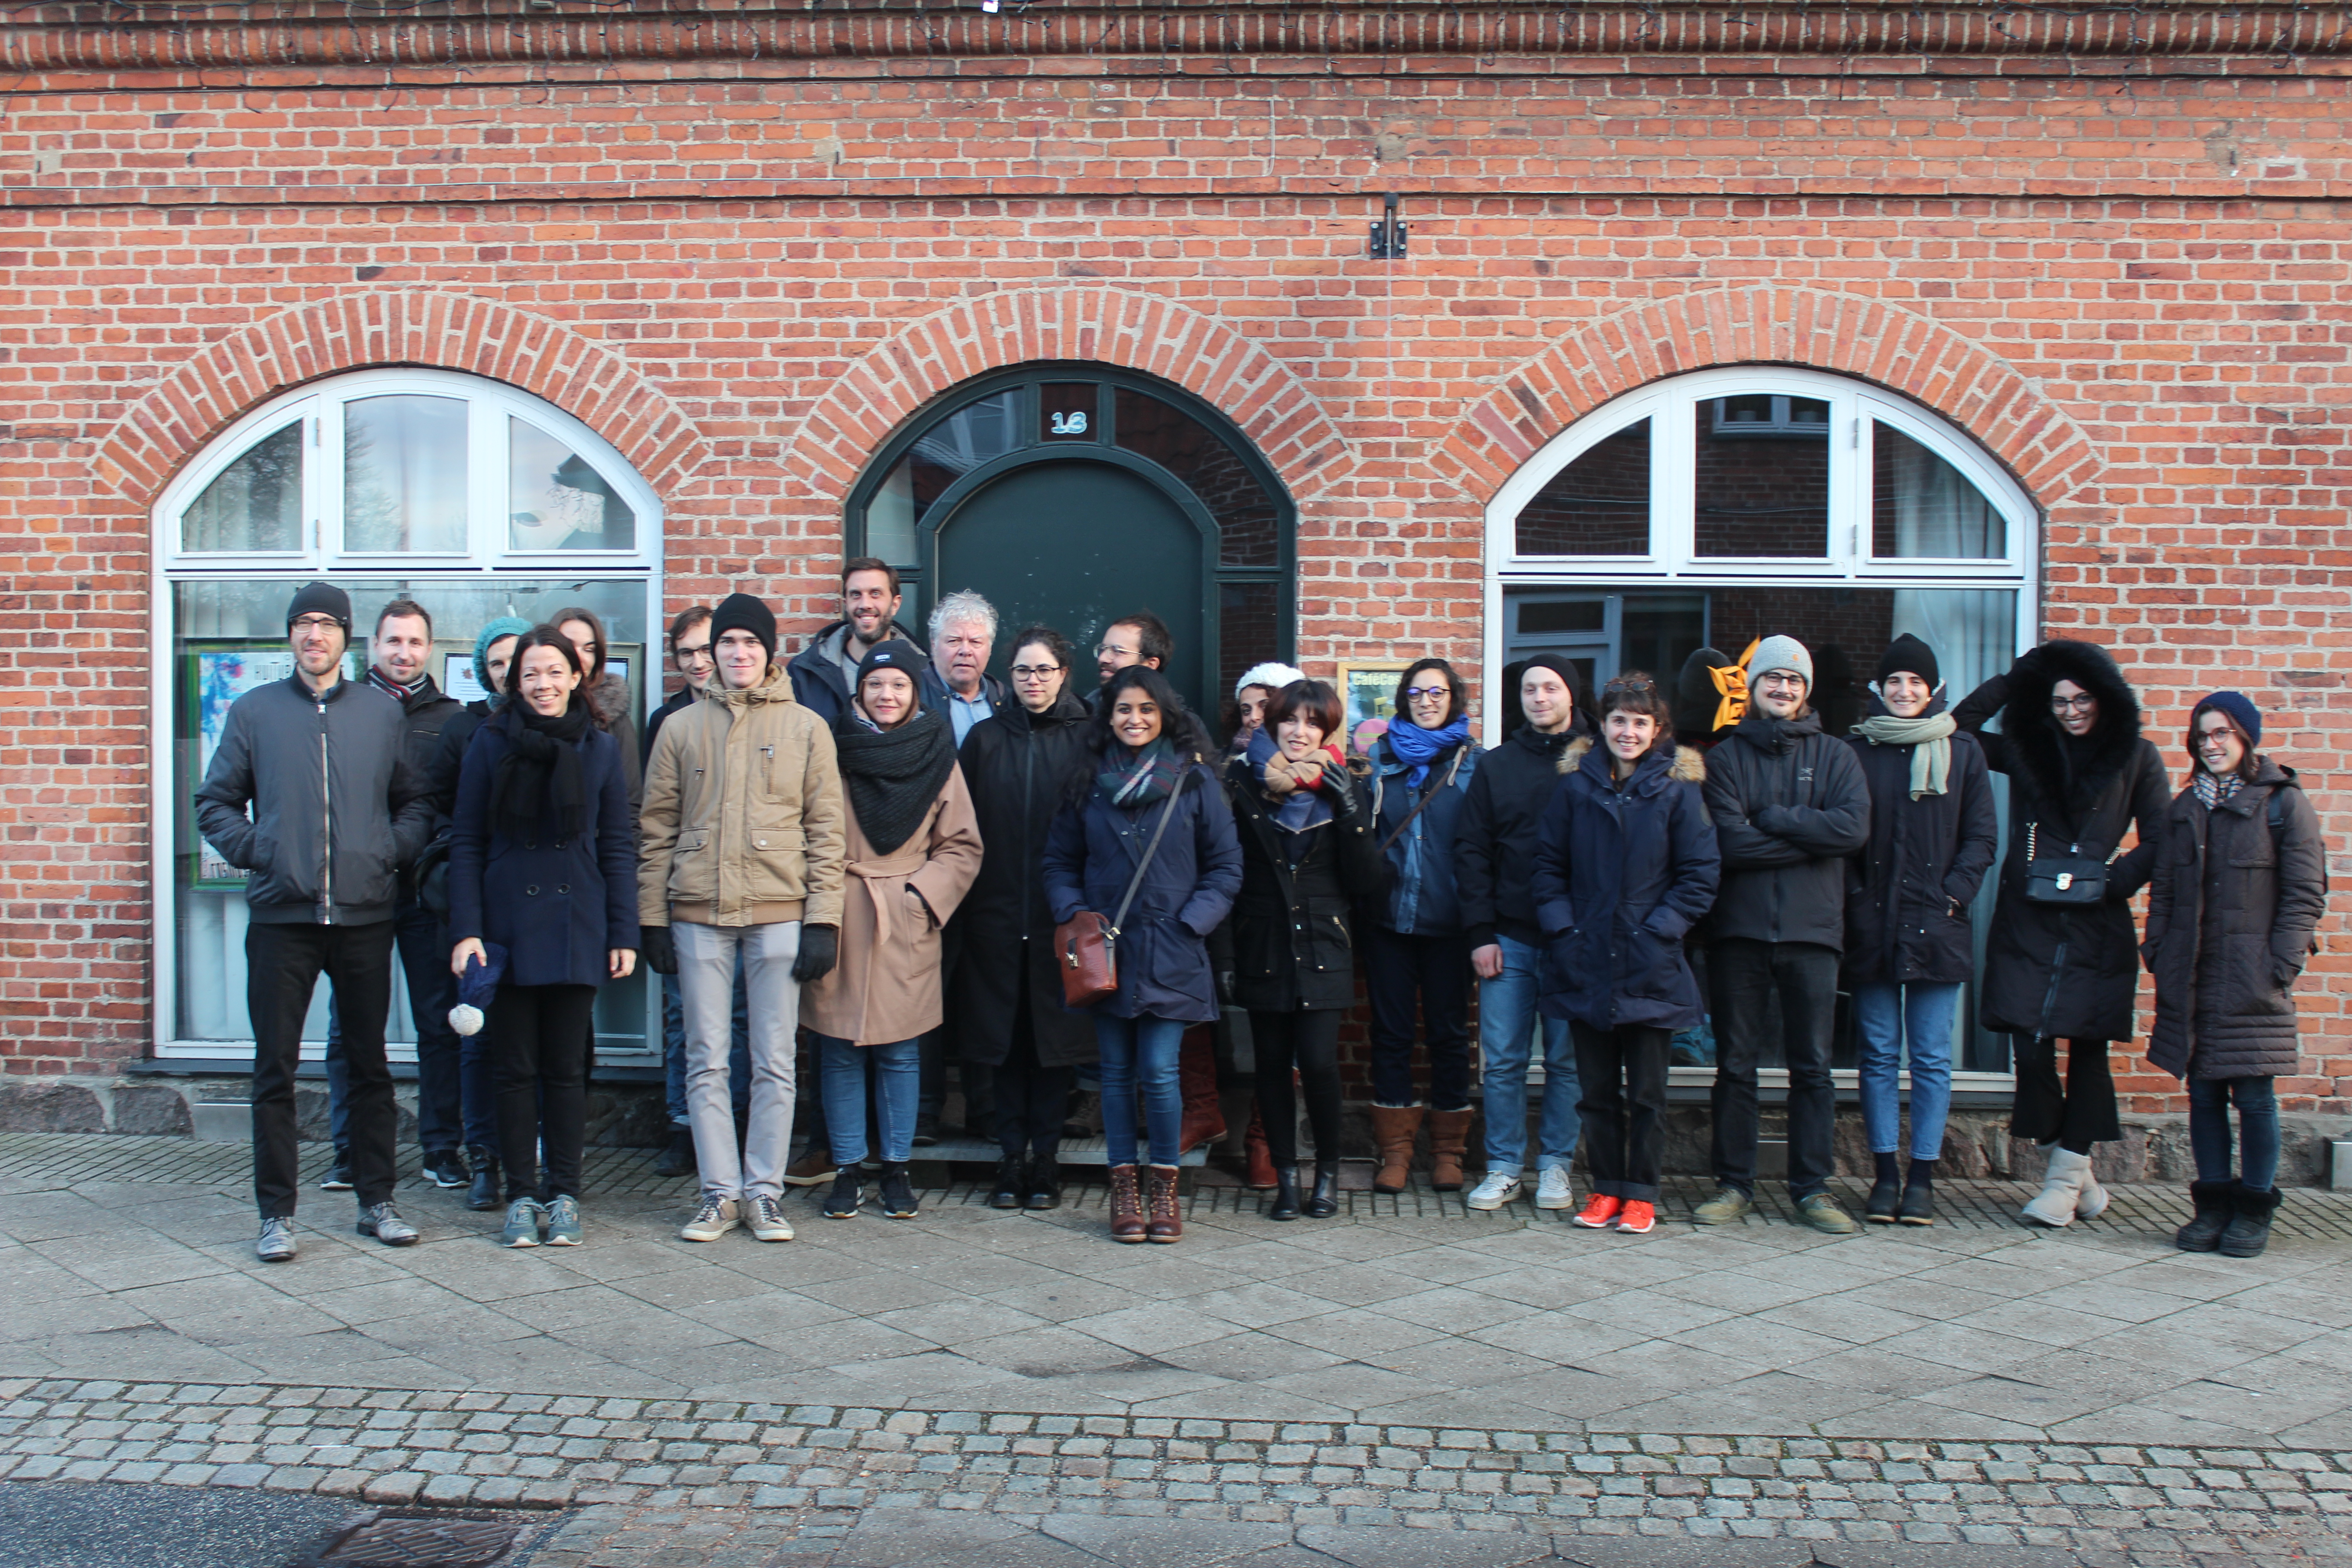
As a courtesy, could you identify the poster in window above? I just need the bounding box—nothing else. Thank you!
[1333,661,1411,757]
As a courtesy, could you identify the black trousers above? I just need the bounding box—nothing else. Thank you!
[995,962,1073,1164]
[2010,1035,2121,1152]
[1361,924,1475,1111]
[248,920,397,1217]
[490,982,596,1202]
[1573,1021,1671,1203]
[1250,1008,1345,1169]
[1709,938,1841,1198]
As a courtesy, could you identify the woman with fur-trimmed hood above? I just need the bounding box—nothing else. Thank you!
[1952,638,2171,1228]
[1533,671,1720,1236]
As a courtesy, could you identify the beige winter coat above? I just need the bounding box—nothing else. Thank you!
[638,662,847,930]
[801,764,984,1046]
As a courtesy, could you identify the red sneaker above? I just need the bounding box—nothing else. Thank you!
[1571,1193,1622,1229]
[1615,1200,1656,1234]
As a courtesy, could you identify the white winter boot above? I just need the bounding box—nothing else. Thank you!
[2022,1147,2091,1228]
[2075,1156,2110,1220]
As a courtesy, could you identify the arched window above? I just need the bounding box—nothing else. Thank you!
[1485,366,2037,1083]
[847,364,1294,715]
[153,368,664,1063]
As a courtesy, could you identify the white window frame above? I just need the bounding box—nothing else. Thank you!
[151,368,665,1062]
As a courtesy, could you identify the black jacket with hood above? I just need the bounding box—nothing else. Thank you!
[1842,696,2000,986]
[786,618,923,729]
[1456,715,1592,951]
[1951,638,2170,1043]
[1215,755,1388,1013]
[1700,706,1871,951]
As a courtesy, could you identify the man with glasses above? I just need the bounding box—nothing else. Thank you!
[196,582,436,1262]
[1695,636,1872,1235]
[1092,611,1172,695]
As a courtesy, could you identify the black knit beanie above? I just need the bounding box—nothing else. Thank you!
[708,593,777,659]
[1877,633,1940,690]
[285,581,352,632]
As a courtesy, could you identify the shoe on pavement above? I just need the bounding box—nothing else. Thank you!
[500,1198,545,1248]
[1535,1168,1575,1210]
[988,1158,1025,1210]
[255,1215,297,1263]
[822,1170,863,1220]
[748,1194,796,1242]
[877,1164,919,1220]
[1572,1193,1622,1230]
[1796,1192,1859,1236]
[357,1201,419,1246]
[678,1192,740,1242]
[1692,1185,1754,1225]
[318,1158,354,1192]
[783,1148,838,1188]
[422,1149,470,1189]
[652,1129,697,1180]
[543,1195,582,1246]
[1615,1200,1657,1234]
[1465,1172,1522,1211]
[911,1113,941,1148]
[466,1146,501,1212]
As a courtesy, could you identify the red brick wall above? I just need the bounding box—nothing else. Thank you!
[3,3,2347,1121]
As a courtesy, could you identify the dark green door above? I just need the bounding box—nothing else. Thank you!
[934,459,1207,708]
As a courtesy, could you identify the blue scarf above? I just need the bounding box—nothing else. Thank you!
[1387,715,1468,789]
[1246,728,1333,833]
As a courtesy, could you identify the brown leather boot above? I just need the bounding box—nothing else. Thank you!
[1427,1107,1475,1192]
[1244,1106,1277,1190]
[1177,1027,1227,1153]
[1370,1104,1424,1195]
[1146,1164,1183,1243]
[1108,1164,1147,1243]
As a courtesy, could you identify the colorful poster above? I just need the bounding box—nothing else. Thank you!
[1335,662,1411,757]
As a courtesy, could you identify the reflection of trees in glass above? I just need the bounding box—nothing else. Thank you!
[185,422,302,553]
[344,396,467,553]
[509,418,635,551]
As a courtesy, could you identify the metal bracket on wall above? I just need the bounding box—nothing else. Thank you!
[1367,192,1408,260]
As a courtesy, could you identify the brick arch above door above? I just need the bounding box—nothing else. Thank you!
[1436,286,2101,515]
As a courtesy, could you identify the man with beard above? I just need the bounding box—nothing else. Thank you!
[789,558,924,727]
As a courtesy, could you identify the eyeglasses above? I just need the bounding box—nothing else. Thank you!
[2050,694,2097,713]
[1095,642,1137,659]
[2195,728,2237,748]
[674,643,714,665]
[1010,664,1063,680]
[1403,686,1450,701]
[1602,676,1655,694]
[291,615,342,633]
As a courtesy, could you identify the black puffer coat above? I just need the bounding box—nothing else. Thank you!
[948,690,1100,1068]
[1951,639,2171,1043]
[2143,758,2328,1081]
[1216,758,1387,1012]
[1842,698,2000,986]
[1456,719,1588,951]
[1700,706,1871,951]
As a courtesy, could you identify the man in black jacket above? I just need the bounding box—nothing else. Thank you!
[195,582,436,1263]
[1695,636,1871,1233]
[786,559,924,727]
[1456,655,1589,1212]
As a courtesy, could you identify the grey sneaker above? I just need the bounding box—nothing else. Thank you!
[255,1216,297,1263]
[747,1194,795,1242]
[1692,1185,1754,1225]
[357,1201,420,1247]
[1465,1172,1522,1211]
[543,1196,582,1247]
[500,1198,544,1249]
[1796,1192,1860,1236]
[1535,1168,1576,1210]
[679,1192,740,1242]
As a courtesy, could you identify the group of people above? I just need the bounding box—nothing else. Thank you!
[197,568,2325,1264]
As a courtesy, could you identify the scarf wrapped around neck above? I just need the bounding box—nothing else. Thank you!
[2193,768,2245,812]
[1853,710,1957,799]
[833,706,957,856]
[491,698,593,839]
[1246,727,1341,833]
[1387,714,1469,789]
[1100,738,1187,810]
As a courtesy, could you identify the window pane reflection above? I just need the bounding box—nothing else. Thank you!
[509,418,637,552]
[1218,581,1280,708]
[1693,395,1830,558]
[184,422,303,554]
[1115,389,1279,568]
[343,395,468,554]
[1515,419,1650,555]
[876,392,1021,564]
[1873,422,2005,559]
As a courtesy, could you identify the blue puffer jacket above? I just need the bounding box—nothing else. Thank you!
[1366,731,1480,936]
[1043,760,1243,1024]
[1534,737,1721,1031]
[449,708,641,990]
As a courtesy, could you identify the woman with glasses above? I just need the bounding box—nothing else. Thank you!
[952,626,1100,1211]
[1362,658,1483,1194]
[1953,640,2171,1228]
[2143,693,2326,1259]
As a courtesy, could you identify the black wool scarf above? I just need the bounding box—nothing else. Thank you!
[835,706,957,855]
[491,698,593,840]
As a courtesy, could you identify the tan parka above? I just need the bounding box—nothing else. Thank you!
[638,662,847,930]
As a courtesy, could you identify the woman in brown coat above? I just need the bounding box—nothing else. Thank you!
[2144,691,2327,1259]
[802,640,984,1223]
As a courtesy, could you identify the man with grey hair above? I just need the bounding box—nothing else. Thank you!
[921,588,1007,744]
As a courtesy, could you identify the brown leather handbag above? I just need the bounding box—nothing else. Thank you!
[1056,784,1185,1009]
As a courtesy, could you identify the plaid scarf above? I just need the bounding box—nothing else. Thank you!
[2193,768,2244,812]
[1100,739,1186,809]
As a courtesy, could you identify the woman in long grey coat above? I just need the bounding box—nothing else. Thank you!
[2143,692,2327,1259]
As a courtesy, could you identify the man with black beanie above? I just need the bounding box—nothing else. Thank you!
[639,591,848,1245]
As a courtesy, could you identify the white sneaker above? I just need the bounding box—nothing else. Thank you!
[1535,1168,1576,1210]
[679,1193,740,1243]
[747,1195,796,1242]
[1466,1172,1523,1211]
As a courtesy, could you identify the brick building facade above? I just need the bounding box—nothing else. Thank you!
[2,2,2346,1166]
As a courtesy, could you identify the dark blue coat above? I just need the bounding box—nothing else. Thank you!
[1534,738,1721,1031]
[1366,731,1481,936]
[1042,761,1243,1024]
[449,709,641,990]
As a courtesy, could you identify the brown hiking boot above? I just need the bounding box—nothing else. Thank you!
[1427,1107,1475,1192]
[1108,1163,1147,1244]
[1146,1164,1183,1243]
[1369,1104,1423,1195]
[1244,1106,1277,1190]
[1177,1028,1227,1153]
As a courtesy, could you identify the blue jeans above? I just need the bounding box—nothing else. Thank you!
[662,965,751,1128]
[1095,1014,1186,1168]
[325,898,480,1154]
[818,1035,920,1167]
[1478,935,1580,1177]
[2190,1075,2279,1192]
[1852,980,1962,1162]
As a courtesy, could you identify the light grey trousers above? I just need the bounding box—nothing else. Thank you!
[674,919,802,1202]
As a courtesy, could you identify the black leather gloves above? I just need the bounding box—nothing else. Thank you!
[792,924,840,983]
[640,925,678,975]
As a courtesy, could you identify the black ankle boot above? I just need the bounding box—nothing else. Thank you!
[1024,1155,1063,1211]
[1866,1152,1901,1224]
[2176,1180,2236,1251]
[1305,1162,1340,1219]
[989,1157,1025,1210]
[1899,1158,1938,1226]
[2220,1185,2280,1258]
[466,1146,501,1212]
[1268,1169,1302,1221]
[653,1128,696,1180]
